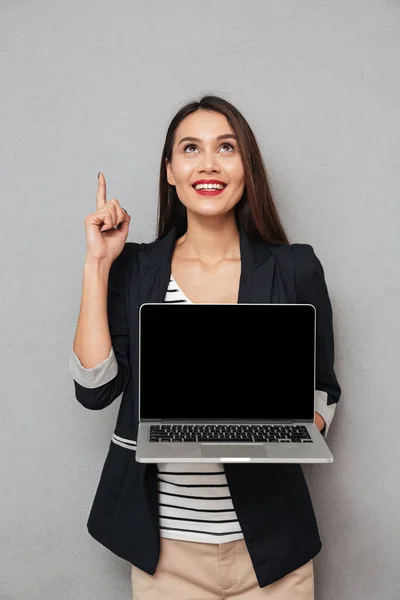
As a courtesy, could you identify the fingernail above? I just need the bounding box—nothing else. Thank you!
[98,172,100,179]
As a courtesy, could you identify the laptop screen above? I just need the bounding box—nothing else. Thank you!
[139,303,316,421]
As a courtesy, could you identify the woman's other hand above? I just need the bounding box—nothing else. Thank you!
[314,412,326,432]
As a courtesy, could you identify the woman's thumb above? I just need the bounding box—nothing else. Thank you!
[119,210,131,233]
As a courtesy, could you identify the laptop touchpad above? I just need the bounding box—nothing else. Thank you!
[200,444,267,458]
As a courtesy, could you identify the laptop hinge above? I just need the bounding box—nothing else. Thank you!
[151,419,304,424]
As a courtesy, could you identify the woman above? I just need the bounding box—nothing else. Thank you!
[69,95,341,599]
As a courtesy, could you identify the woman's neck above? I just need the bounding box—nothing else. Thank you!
[175,213,241,265]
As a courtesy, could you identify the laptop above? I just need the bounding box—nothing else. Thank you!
[135,303,334,464]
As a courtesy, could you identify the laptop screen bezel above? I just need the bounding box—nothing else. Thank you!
[138,302,316,424]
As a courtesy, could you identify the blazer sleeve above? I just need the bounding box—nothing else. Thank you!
[292,244,342,437]
[69,345,118,388]
[68,243,133,410]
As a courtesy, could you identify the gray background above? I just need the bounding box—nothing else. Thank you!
[1,1,399,599]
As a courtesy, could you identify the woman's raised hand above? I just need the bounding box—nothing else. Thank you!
[84,172,131,264]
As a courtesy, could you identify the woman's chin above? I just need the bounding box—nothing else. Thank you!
[186,202,235,218]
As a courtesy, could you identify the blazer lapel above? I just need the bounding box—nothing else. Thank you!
[137,228,177,306]
[137,223,283,306]
[238,221,277,304]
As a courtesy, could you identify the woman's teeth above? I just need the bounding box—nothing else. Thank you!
[194,183,225,190]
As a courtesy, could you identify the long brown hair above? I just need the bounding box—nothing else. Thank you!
[157,95,290,244]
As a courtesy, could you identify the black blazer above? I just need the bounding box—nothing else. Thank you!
[71,223,341,588]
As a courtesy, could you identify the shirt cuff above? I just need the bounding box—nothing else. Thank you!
[69,346,118,389]
[314,389,337,438]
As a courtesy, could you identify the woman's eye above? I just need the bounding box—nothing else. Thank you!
[220,143,234,151]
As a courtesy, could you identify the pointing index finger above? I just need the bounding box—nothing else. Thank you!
[96,172,107,210]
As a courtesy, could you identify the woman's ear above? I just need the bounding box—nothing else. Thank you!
[165,159,175,186]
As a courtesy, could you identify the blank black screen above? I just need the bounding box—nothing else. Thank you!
[139,303,316,421]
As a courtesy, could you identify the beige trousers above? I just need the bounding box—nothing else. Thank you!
[131,537,314,599]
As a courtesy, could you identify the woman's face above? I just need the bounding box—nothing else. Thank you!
[166,110,245,218]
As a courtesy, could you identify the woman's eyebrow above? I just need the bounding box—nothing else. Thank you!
[178,134,238,146]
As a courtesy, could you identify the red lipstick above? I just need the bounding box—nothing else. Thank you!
[192,179,227,196]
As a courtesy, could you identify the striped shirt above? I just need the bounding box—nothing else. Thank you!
[158,275,244,543]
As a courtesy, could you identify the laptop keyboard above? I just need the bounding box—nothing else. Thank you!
[149,424,314,443]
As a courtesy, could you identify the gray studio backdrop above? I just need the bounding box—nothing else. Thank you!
[1,1,399,599]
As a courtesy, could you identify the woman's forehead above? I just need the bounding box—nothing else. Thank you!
[175,110,234,139]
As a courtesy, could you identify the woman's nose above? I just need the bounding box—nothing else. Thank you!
[198,153,220,171]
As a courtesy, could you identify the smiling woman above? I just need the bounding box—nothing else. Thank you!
[70,93,341,600]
